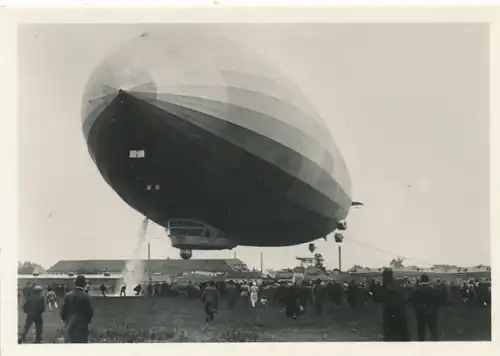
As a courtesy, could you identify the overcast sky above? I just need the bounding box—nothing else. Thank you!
[17,23,489,271]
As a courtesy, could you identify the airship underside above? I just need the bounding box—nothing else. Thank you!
[82,33,353,259]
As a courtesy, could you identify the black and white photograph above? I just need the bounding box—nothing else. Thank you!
[10,17,492,345]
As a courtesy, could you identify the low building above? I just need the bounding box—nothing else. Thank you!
[18,258,252,289]
[47,258,249,276]
[18,273,122,289]
[346,264,491,282]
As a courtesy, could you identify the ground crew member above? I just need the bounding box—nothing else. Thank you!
[285,282,300,319]
[409,274,442,341]
[226,280,238,309]
[201,280,219,322]
[18,285,45,343]
[60,275,94,343]
[347,280,359,310]
[100,283,107,297]
[331,281,343,307]
[312,279,326,315]
[380,269,410,341]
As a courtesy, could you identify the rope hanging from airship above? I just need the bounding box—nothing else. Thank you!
[346,237,437,267]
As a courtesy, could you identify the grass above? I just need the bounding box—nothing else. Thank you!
[18,296,491,343]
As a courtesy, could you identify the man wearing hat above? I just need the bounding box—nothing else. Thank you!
[18,284,45,343]
[201,280,219,322]
[60,275,94,343]
[408,274,442,341]
[380,268,410,341]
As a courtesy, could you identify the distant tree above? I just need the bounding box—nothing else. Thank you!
[76,267,86,275]
[17,261,44,275]
[265,269,276,277]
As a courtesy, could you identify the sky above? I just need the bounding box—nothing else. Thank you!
[17,23,490,271]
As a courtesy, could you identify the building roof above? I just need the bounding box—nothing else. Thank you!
[223,271,262,279]
[18,274,122,280]
[47,258,247,276]
[224,259,249,270]
[346,264,491,274]
[32,265,48,275]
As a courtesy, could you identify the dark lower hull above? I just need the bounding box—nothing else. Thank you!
[85,91,350,246]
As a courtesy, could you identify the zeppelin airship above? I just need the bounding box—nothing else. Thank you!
[81,32,357,260]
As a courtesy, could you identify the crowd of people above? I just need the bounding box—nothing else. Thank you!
[18,269,491,343]
[174,272,491,341]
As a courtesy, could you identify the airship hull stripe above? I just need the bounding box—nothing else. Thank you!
[131,91,336,175]
[126,91,351,211]
[81,33,354,246]
[140,84,333,148]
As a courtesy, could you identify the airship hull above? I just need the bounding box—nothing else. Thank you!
[85,91,351,247]
[82,33,353,249]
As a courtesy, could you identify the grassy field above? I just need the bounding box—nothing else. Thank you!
[18,296,491,343]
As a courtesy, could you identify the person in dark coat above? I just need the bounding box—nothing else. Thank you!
[134,284,142,296]
[274,282,287,308]
[486,283,491,307]
[201,280,219,322]
[409,274,442,341]
[284,283,300,319]
[380,269,410,341]
[358,283,370,308]
[302,282,314,310]
[18,285,45,343]
[370,280,382,304]
[60,275,94,343]
[460,282,468,303]
[99,284,107,297]
[347,280,359,310]
[331,281,343,307]
[312,279,326,315]
[226,280,238,309]
[477,282,489,307]
[298,282,310,313]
